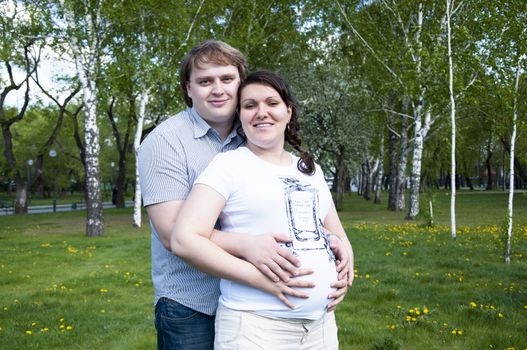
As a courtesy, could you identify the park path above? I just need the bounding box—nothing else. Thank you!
[0,201,134,216]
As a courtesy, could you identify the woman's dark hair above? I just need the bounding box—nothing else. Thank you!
[237,70,315,175]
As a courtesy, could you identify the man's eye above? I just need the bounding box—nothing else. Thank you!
[222,77,234,82]
[199,80,210,85]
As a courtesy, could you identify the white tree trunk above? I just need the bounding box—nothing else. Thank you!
[407,106,430,220]
[446,0,457,239]
[61,1,104,236]
[396,98,410,211]
[133,91,148,227]
[81,77,104,236]
[407,3,427,220]
[374,133,385,204]
[505,55,522,264]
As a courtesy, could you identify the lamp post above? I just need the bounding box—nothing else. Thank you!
[110,161,117,206]
[49,149,57,212]
[110,161,115,185]
[27,159,33,205]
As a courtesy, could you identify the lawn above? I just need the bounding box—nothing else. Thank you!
[0,191,526,349]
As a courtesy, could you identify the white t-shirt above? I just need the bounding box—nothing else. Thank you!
[196,147,338,320]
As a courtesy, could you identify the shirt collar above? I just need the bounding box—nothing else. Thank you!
[189,107,243,145]
[189,107,212,139]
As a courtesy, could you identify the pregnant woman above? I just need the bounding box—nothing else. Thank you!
[171,70,354,349]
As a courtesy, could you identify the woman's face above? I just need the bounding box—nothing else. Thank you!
[239,83,292,152]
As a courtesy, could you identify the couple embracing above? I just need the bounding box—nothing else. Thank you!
[138,40,354,350]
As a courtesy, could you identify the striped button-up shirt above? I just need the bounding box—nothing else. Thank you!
[138,107,243,315]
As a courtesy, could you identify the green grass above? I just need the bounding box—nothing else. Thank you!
[0,191,526,349]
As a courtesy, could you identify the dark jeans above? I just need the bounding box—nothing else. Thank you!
[155,297,215,350]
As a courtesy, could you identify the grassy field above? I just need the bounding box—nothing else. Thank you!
[0,191,526,349]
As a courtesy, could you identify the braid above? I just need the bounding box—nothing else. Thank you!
[285,119,315,175]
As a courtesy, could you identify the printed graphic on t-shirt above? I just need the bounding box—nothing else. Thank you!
[280,177,335,262]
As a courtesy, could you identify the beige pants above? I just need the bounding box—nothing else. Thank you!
[214,303,339,350]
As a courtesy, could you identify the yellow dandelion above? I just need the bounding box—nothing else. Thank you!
[469,302,477,308]
[365,274,370,279]
[66,325,73,331]
[100,309,106,313]
[498,313,504,318]
[26,330,33,335]
[406,316,412,321]
[31,322,37,327]
[100,288,108,293]
[457,330,463,335]
[59,324,65,329]
[411,317,416,322]
[41,327,49,332]
[451,329,457,335]
[423,307,430,314]
[409,309,414,314]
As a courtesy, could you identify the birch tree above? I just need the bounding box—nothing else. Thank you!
[446,0,457,238]
[478,0,526,261]
[57,0,106,236]
[505,55,523,264]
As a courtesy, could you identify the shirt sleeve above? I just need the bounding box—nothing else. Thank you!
[138,131,191,206]
[194,152,234,201]
[314,163,333,218]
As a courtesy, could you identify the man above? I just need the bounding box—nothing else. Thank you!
[138,40,350,349]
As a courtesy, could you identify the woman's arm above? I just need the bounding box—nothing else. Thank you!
[170,184,313,308]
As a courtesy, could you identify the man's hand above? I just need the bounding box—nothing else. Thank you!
[327,233,353,285]
[241,233,305,282]
[327,279,348,311]
[326,233,354,311]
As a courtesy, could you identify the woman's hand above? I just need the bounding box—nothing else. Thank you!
[259,276,315,309]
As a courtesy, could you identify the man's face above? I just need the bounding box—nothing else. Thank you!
[186,62,240,128]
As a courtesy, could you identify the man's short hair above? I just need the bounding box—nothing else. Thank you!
[180,40,248,107]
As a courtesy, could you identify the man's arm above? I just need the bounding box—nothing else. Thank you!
[324,202,354,311]
[171,184,314,308]
[146,200,305,282]
[146,200,185,250]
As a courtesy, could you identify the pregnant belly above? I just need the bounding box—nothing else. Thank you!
[219,252,338,320]
[287,254,337,317]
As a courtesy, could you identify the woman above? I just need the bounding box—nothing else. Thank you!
[171,70,353,349]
